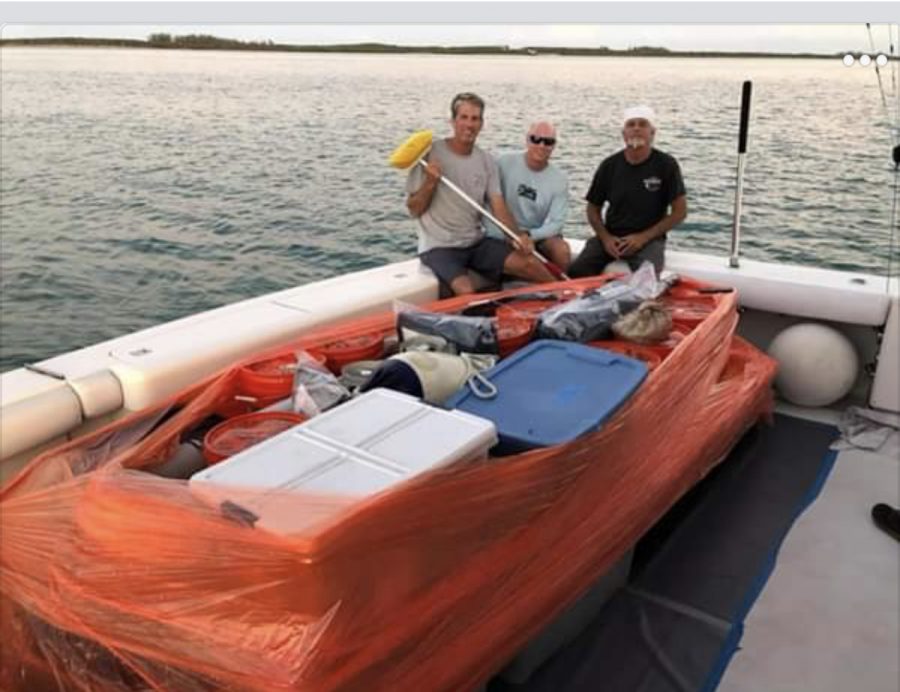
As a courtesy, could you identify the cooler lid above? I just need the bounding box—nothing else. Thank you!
[446,340,648,448]
[302,389,498,470]
[190,390,497,499]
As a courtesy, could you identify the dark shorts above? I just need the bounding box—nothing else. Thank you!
[568,236,666,278]
[419,237,513,286]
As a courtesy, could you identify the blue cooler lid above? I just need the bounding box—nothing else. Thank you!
[446,339,648,452]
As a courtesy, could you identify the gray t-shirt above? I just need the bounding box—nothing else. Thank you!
[406,139,501,253]
[485,152,569,242]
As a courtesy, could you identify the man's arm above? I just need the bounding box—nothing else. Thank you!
[529,186,569,241]
[406,161,441,218]
[644,194,687,242]
[587,201,623,258]
[617,194,687,255]
[488,194,533,254]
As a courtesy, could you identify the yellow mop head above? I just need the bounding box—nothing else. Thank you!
[388,130,434,169]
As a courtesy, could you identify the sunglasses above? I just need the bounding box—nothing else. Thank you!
[528,135,556,146]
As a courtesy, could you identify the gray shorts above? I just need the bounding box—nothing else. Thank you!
[569,236,666,278]
[419,237,512,285]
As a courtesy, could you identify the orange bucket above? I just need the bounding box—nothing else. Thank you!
[202,411,307,465]
[495,307,534,358]
[319,334,385,374]
[236,351,327,407]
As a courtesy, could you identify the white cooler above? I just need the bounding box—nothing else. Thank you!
[190,389,497,534]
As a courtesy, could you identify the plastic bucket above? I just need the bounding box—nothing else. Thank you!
[320,334,385,374]
[495,307,534,358]
[202,411,307,465]
[236,351,327,408]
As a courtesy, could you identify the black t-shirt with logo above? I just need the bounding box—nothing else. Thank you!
[584,149,686,237]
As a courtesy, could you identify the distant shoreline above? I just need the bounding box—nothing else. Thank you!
[0,35,872,60]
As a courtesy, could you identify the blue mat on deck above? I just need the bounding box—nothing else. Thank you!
[488,413,839,692]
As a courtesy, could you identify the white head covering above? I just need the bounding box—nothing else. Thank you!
[623,106,656,126]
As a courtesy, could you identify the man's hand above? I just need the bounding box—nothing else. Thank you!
[406,159,442,218]
[599,231,622,259]
[422,160,442,183]
[615,231,650,257]
[488,194,524,247]
[588,203,622,259]
[514,232,536,256]
[614,195,688,254]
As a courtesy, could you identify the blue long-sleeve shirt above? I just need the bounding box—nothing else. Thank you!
[485,152,569,242]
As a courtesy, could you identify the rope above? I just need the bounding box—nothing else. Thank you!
[866,23,893,129]
[889,173,898,283]
[888,26,900,282]
[892,25,899,128]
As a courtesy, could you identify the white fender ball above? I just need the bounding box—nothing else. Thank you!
[767,323,859,407]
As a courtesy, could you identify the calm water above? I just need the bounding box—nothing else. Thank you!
[1,48,897,372]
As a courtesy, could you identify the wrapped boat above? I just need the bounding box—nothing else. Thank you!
[0,274,777,691]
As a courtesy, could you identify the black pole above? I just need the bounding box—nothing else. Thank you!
[730,80,753,268]
[738,80,752,154]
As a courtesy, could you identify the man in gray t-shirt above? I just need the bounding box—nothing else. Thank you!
[406,92,555,296]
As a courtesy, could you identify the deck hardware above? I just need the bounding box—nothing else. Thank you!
[219,500,259,528]
[23,364,66,380]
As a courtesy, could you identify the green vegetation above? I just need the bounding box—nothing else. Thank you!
[0,33,882,60]
[0,37,148,49]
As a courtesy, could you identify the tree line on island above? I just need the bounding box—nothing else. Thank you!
[0,33,878,60]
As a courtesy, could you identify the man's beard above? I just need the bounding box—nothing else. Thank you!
[626,137,647,149]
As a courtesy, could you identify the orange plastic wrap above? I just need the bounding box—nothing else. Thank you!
[0,276,777,691]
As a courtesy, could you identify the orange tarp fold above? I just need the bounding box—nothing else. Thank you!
[0,276,777,691]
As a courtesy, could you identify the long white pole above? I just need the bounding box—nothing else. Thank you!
[419,160,569,280]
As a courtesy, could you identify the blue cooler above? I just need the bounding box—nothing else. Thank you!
[446,340,648,455]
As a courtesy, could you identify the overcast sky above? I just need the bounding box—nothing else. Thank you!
[2,23,896,54]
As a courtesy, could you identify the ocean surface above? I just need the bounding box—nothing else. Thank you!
[1,47,897,372]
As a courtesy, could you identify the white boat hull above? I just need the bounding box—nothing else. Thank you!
[1,246,897,479]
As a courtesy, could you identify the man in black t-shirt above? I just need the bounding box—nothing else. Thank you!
[569,106,687,276]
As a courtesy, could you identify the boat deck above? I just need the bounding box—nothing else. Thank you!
[719,406,899,692]
[487,404,899,691]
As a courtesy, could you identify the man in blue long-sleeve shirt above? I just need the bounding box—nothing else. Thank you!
[485,121,571,271]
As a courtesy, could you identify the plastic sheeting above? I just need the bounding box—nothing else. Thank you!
[0,275,777,691]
